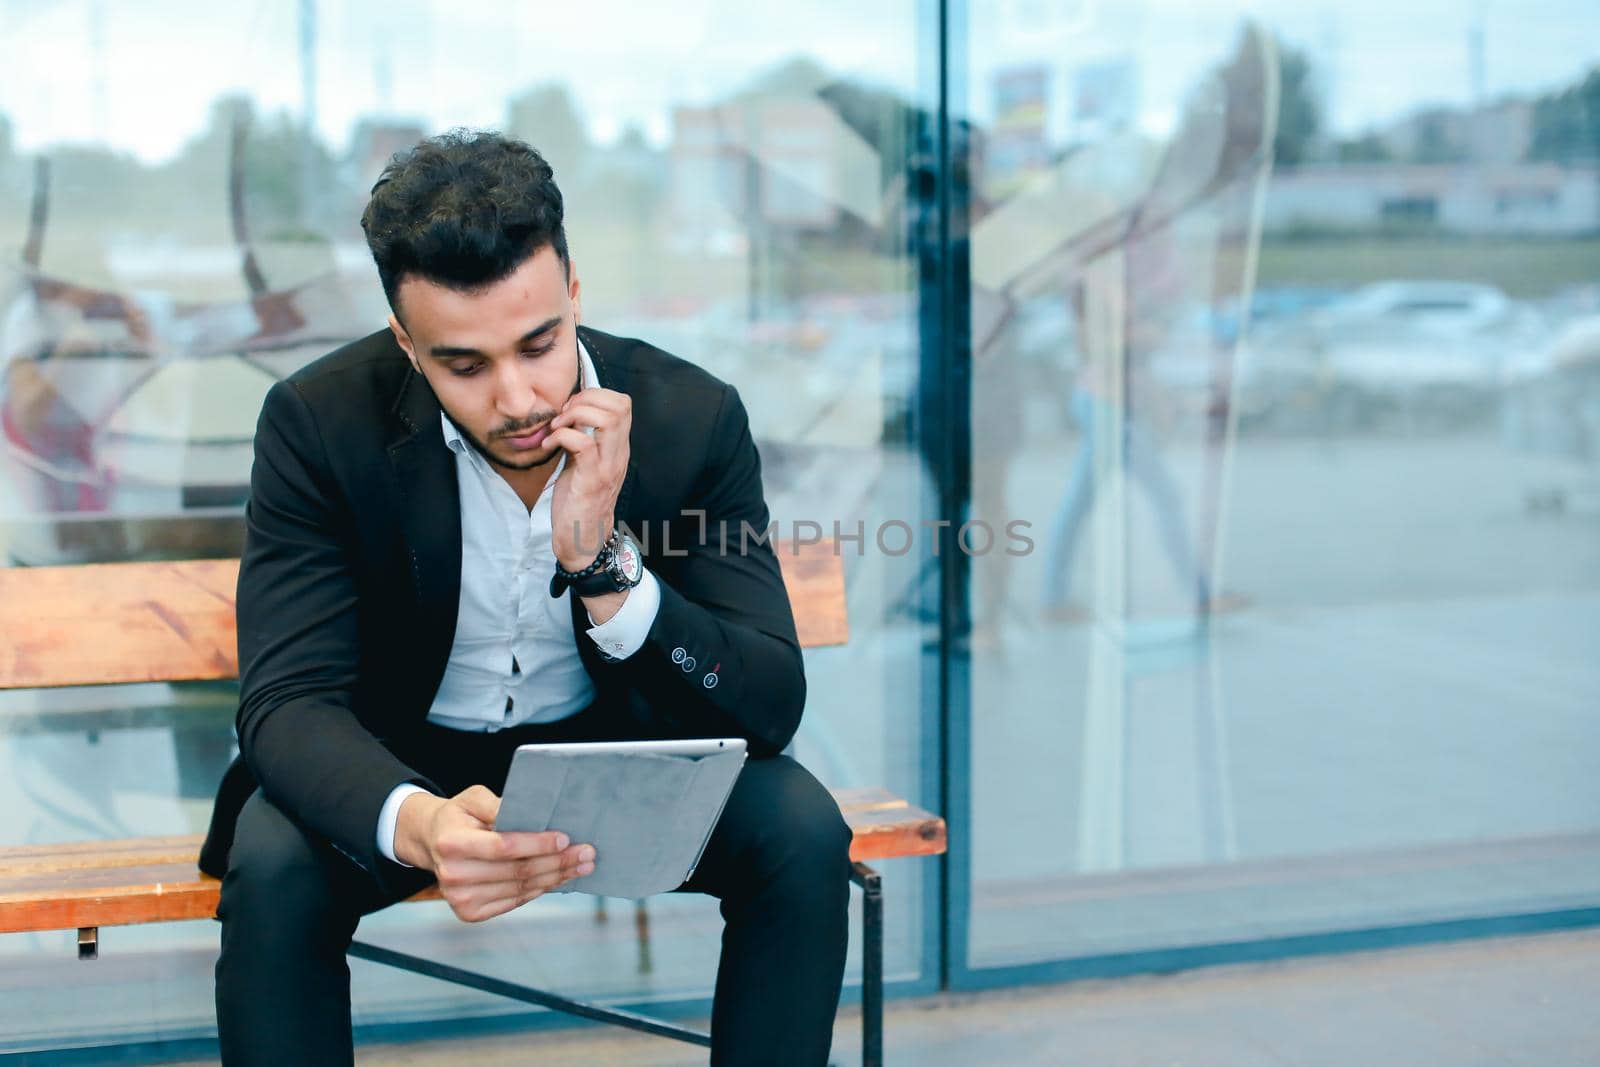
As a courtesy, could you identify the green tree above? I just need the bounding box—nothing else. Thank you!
[1335,132,1391,163]
[1272,40,1322,168]
[1527,66,1600,163]
[158,98,325,218]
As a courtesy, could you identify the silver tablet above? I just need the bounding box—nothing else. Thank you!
[495,737,749,898]
[508,738,744,760]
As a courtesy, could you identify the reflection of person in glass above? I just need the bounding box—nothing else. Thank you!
[201,131,851,1066]
[1041,227,1218,621]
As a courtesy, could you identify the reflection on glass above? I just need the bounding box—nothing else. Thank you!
[967,4,1600,972]
[0,2,930,1052]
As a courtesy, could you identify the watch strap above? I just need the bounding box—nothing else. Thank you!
[550,531,615,598]
[551,529,642,598]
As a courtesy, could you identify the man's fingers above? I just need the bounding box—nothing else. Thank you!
[449,890,528,924]
[452,785,500,824]
[444,853,598,923]
[437,824,572,862]
[552,405,632,472]
[550,402,627,434]
[560,387,631,417]
[544,427,597,458]
[435,843,593,887]
[493,829,575,859]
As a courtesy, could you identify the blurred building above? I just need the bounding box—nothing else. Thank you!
[670,98,868,253]
[1263,161,1600,235]
[1379,99,1536,166]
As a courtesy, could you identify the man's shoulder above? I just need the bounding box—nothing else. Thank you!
[281,328,408,403]
[581,326,752,494]
[581,326,733,411]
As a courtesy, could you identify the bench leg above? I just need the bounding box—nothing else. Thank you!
[850,862,882,1067]
[635,899,654,975]
[77,927,98,961]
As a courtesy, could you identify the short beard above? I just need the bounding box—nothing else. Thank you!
[445,362,583,473]
[454,416,562,472]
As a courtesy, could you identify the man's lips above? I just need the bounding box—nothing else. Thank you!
[502,423,552,449]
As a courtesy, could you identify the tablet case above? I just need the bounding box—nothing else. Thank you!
[495,742,749,898]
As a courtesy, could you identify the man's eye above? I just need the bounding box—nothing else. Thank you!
[522,344,555,358]
[450,364,483,377]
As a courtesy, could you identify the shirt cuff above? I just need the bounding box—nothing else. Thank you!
[378,783,433,867]
[585,566,661,660]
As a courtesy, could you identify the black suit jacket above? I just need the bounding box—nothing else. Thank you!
[199,325,804,890]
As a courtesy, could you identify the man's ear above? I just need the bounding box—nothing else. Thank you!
[388,313,421,374]
[568,259,582,326]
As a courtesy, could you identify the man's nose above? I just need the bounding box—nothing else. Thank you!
[492,359,539,421]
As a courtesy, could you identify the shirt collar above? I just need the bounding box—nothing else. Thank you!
[440,335,600,455]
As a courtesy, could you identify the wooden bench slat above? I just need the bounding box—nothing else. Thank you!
[0,545,847,691]
[0,835,212,864]
[0,837,211,874]
[1,863,213,895]
[774,539,849,648]
[1,883,224,932]
[0,789,945,934]
[0,560,241,689]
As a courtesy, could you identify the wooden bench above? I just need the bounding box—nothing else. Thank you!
[0,543,944,1065]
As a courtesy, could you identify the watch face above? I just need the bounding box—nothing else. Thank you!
[614,534,644,584]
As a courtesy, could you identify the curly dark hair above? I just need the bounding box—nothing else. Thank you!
[360,128,569,315]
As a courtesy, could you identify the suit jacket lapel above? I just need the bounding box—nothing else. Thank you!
[386,365,463,685]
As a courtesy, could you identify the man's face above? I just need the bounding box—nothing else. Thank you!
[388,245,583,472]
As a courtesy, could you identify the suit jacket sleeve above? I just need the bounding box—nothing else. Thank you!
[610,384,806,756]
[235,379,438,883]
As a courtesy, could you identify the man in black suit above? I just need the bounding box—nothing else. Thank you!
[201,130,851,1066]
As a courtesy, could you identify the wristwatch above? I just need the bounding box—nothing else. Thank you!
[550,527,645,599]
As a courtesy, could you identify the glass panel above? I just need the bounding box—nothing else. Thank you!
[965,1,1600,970]
[0,0,932,1051]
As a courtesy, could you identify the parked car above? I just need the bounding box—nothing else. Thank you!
[1308,281,1546,421]
[1218,281,1547,430]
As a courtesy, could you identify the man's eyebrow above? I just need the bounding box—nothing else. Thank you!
[428,315,563,359]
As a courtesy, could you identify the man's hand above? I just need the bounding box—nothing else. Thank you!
[395,786,595,923]
[547,387,632,572]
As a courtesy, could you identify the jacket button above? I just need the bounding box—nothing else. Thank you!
[672,647,687,664]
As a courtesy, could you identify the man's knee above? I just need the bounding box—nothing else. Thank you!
[747,758,854,894]
[219,792,348,933]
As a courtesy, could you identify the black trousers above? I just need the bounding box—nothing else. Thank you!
[214,708,853,1066]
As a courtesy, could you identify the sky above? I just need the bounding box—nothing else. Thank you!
[0,0,1594,164]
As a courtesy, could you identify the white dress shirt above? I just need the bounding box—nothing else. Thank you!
[377,339,661,863]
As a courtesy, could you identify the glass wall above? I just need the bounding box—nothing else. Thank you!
[0,0,935,1052]
[3,0,1599,1055]
[962,0,1600,972]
